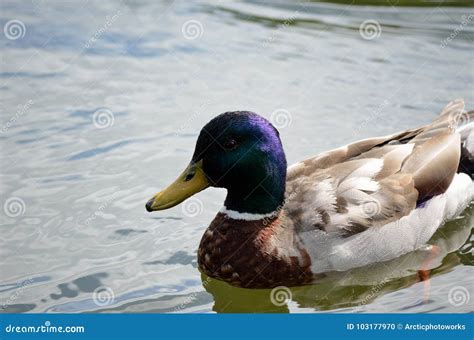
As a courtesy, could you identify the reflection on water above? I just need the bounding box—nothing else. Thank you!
[202,209,473,313]
[1,0,473,313]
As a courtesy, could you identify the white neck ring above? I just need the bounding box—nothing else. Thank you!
[219,206,278,221]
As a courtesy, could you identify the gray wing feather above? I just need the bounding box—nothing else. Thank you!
[284,99,470,236]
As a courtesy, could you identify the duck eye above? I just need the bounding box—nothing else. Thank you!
[223,138,238,150]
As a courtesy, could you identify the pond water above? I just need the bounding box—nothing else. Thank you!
[1,0,473,313]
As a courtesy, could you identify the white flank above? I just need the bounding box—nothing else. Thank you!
[300,173,474,274]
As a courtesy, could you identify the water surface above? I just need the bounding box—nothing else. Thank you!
[1,0,473,313]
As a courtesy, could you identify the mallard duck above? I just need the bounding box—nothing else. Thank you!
[146,99,473,288]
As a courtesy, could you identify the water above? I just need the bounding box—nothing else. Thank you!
[1,0,473,313]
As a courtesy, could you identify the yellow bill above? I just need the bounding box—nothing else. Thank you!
[146,160,209,212]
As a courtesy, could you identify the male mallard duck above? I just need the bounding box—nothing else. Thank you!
[146,99,473,288]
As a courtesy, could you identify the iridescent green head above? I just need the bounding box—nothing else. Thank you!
[146,111,287,215]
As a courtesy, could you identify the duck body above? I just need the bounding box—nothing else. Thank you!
[147,99,474,288]
[198,173,471,288]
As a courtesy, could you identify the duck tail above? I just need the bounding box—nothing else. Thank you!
[436,98,473,177]
[457,110,473,177]
[405,99,473,180]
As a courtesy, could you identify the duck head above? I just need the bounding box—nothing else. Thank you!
[146,111,287,215]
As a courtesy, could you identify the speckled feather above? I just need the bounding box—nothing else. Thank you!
[198,213,315,288]
[284,99,469,236]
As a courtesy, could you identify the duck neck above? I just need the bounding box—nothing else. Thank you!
[223,168,286,216]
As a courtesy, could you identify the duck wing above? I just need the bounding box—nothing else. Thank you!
[284,99,472,236]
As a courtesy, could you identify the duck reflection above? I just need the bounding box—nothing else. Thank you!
[202,207,472,313]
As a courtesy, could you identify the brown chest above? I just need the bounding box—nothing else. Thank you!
[197,213,313,288]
